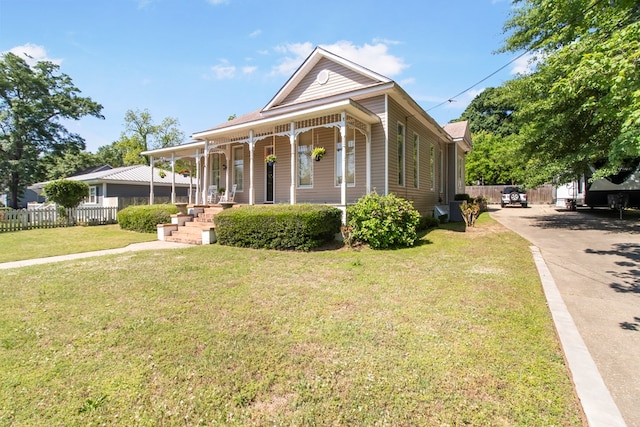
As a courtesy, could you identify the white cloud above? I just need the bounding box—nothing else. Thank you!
[400,77,415,85]
[319,41,408,77]
[248,29,262,38]
[211,59,236,79]
[271,40,408,78]
[206,0,228,5]
[5,43,62,66]
[271,42,314,75]
[242,66,257,75]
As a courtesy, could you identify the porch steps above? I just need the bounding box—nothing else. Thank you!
[161,206,224,245]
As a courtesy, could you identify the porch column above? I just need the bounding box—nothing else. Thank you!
[340,112,347,223]
[289,122,296,205]
[170,153,176,203]
[366,126,372,194]
[203,141,209,204]
[149,156,155,205]
[195,149,201,205]
[249,131,255,205]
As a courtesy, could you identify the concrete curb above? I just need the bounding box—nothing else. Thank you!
[530,246,627,427]
[0,241,192,270]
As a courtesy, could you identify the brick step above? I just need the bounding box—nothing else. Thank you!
[184,221,215,228]
[165,235,202,245]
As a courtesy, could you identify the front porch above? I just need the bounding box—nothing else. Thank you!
[142,101,380,224]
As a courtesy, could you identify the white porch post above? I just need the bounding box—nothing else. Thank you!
[195,149,201,205]
[170,153,176,204]
[203,141,209,204]
[366,125,372,194]
[249,131,255,205]
[340,113,347,223]
[289,122,296,205]
[149,156,155,205]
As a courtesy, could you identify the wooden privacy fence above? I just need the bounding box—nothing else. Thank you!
[465,185,554,205]
[0,206,118,232]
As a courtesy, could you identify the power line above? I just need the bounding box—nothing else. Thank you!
[426,49,532,112]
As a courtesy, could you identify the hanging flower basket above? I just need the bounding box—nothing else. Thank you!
[265,154,277,165]
[312,147,326,161]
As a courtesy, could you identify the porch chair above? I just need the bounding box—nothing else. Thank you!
[207,185,218,204]
[219,184,237,203]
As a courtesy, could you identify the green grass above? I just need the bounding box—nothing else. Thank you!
[0,214,583,426]
[0,225,156,263]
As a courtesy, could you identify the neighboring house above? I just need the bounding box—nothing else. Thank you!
[25,165,193,208]
[142,47,472,218]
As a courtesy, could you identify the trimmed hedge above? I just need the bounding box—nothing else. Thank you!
[214,204,342,251]
[117,204,179,233]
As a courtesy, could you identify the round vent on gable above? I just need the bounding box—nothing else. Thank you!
[316,69,329,85]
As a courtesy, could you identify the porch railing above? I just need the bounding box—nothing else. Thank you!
[0,206,118,233]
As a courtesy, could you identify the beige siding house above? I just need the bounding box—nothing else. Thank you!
[142,47,471,219]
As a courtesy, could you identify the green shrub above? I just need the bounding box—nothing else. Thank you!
[417,216,440,231]
[43,180,89,208]
[214,204,342,251]
[347,192,421,249]
[117,204,178,233]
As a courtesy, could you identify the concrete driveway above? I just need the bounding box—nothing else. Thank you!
[491,204,640,427]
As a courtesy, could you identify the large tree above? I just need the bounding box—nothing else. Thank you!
[0,52,103,208]
[501,0,640,185]
[113,109,184,165]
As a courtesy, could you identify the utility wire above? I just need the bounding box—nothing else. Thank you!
[426,49,532,112]
[427,0,607,113]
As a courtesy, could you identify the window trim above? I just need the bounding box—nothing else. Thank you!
[429,144,435,192]
[335,128,356,187]
[397,122,405,186]
[297,131,313,189]
[232,145,244,192]
[413,132,419,189]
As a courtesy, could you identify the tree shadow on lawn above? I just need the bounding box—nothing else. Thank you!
[530,207,640,235]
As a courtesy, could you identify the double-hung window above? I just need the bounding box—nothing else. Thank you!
[298,131,313,188]
[335,129,355,186]
[233,146,244,191]
[397,123,405,186]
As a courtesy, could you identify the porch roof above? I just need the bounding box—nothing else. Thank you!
[141,98,379,159]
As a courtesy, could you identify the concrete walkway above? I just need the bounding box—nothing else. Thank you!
[0,240,192,270]
[492,205,640,427]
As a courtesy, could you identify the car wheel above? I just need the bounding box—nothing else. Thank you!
[522,203,528,208]
[510,191,520,202]
[501,202,505,208]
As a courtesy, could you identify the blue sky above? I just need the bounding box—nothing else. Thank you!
[0,0,528,153]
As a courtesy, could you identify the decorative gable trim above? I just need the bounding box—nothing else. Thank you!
[263,46,392,112]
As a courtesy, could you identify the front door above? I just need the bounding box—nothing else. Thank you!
[265,146,274,203]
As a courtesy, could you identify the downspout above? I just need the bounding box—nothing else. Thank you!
[366,124,371,194]
[149,156,155,205]
[289,122,296,205]
[340,112,347,224]
[249,130,255,205]
[384,94,389,195]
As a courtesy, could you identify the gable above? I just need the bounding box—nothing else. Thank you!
[263,47,391,112]
[274,57,385,108]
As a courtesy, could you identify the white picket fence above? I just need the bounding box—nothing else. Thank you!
[0,206,118,232]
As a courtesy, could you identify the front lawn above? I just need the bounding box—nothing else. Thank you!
[0,225,156,263]
[0,214,583,425]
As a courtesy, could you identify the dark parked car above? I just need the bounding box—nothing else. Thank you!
[501,186,527,208]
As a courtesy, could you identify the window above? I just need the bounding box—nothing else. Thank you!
[233,146,244,191]
[413,133,419,188]
[88,186,97,204]
[397,123,405,186]
[211,153,221,187]
[458,155,464,189]
[298,131,313,187]
[429,144,435,191]
[335,128,355,186]
[439,149,444,194]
